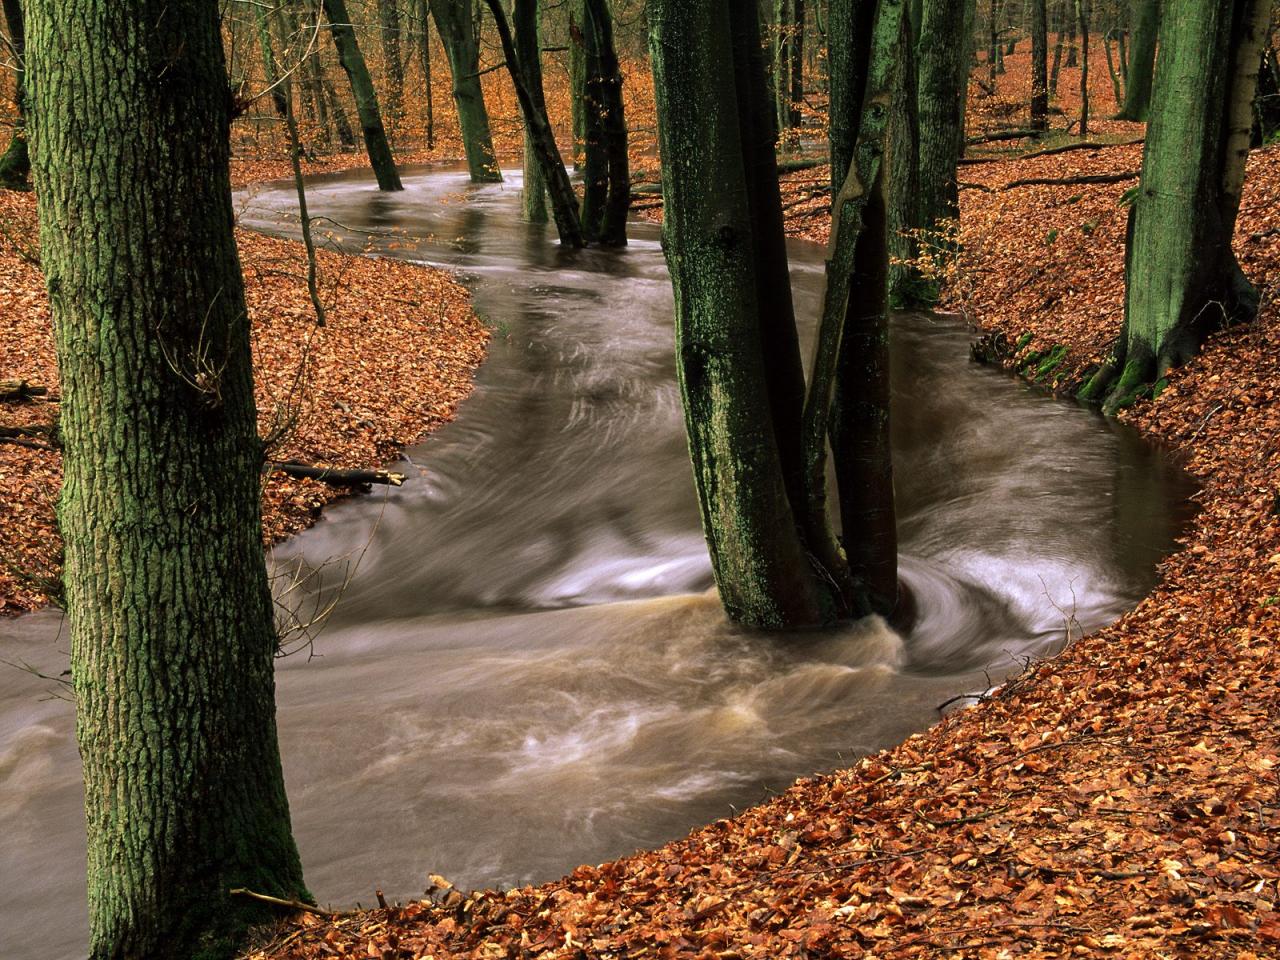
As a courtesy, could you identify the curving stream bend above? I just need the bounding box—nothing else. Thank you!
[0,164,1195,960]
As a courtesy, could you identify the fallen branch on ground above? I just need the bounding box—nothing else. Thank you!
[229,888,341,919]
[267,461,406,487]
[961,171,1138,192]
[0,379,49,402]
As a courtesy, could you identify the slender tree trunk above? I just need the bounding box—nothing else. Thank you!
[1103,28,1124,106]
[790,0,805,130]
[431,0,501,181]
[377,0,405,133]
[417,0,435,147]
[826,0,902,616]
[584,0,628,245]
[324,73,359,147]
[886,0,920,304]
[1082,0,1267,413]
[484,0,582,243]
[512,0,546,222]
[579,0,607,238]
[1051,0,1066,91]
[1076,0,1090,135]
[322,0,404,188]
[988,0,1002,87]
[255,0,290,118]
[0,0,29,189]
[1065,8,1078,64]
[1031,0,1049,128]
[1116,0,1158,120]
[25,0,309,955]
[569,4,586,169]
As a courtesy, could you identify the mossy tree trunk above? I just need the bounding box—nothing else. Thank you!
[513,0,547,222]
[483,0,581,243]
[650,0,903,627]
[25,0,309,956]
[886,1,920,305]
[322,0,404,189]
[0,0,29,189]
[1082,0,1268,414]
[431,0,502,181]
[1031,0,1049,128]
[1116,0,1159,120]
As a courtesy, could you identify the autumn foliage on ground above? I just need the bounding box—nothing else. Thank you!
[0,190,486,612]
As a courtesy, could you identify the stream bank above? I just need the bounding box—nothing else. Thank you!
[242,152,1280,957]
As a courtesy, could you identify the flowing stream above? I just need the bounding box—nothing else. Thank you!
[0,163,1195,960]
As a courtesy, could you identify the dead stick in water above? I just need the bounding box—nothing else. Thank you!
[228,887,342,918]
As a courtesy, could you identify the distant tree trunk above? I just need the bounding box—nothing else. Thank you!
[322,0,404,189]
[1031,0,1049,128]
[0,0,29,189]
[1082,0,1268,414]
[1050,0,1066,91]
[1065,9,1078,64]
[377,0,405,133]
[417,0,435,147]
[484,0,583,243]
[255,1,290,118]
[918,0,971,229]
[323,73,359,148]
[512,0,546,222]
[1103,28,1124,106]
[1076,0,1090,135]
[1116,0,1158,120]
[569,5,586,169]
[431,0,501,181]
[790,0,805,130]
[584,0,628,245]
[25,0,309,955]
[988,0,1003,87]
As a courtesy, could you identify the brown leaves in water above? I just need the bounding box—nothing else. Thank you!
[0,189,488,613]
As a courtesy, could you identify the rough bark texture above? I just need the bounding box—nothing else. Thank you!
[917,0,970,227]
[886,2,920,305]
[25,0,309,956]
[322,0,404,189]
[1083,0,1266,413]
[431,0,501,181]
[1031,0,1048,129]
[1116,0,1159,121]
[513,0,547,222]
[649,0,839,628]
[0,0,29,189]
[484,0,581,243]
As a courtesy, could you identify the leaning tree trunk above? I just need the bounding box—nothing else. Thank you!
[322,0,404,189]
[484,0,582,243]
[512,0,547,222]
[1031,0,1049,129]
[25,0,309,956]
[1116,0,1159,120]
[0,0,29,189]
[649,0,841,628]
[1082,0,1268,413]
[323,72,359,148]
[431,0,501,181]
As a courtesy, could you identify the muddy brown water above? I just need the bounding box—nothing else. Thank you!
[0,163,1195,959]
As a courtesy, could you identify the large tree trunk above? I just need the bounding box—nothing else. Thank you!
[917,0,971,229]
[322,0,404,189]
[1082,0,1268,414]
[512,0,547,222]
[1031,0,1049,128]
[1116,0,1159,120]
[431,0,501,182]
[650,0,841,628]
[483,0,582,243]
[25,0,309,955]
[886,0,920,305]
[0,0,29,189]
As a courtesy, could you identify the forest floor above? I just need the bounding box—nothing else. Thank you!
[243,63,1280,960]
[0,187,488,613]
